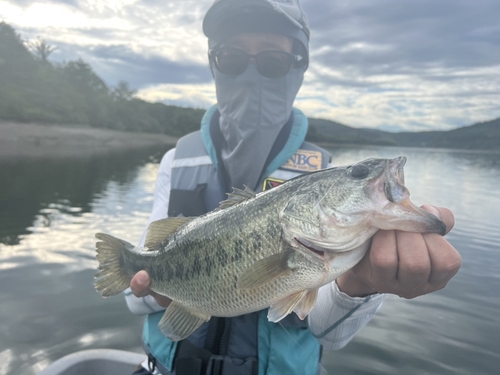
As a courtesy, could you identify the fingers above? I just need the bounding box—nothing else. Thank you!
[366,230,433,298]
[358,229,459,299]
[424,232,462,288]
[365,230,398,290]
[418,204,461,289]
[344,205,460,299]
[130,270,151,298]
[395,231,431,295]
[130,270,173,308]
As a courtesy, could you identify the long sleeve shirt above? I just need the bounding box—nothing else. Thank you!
[124,148,386,351]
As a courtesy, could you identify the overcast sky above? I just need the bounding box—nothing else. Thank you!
[2,0,499,132]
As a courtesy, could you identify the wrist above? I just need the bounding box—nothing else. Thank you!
[336,270,377,297]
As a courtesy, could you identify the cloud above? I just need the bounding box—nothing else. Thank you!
[294,0,500,131]
[136,82,216,109]
[306,0,500,71]
[4,0,79,7]
[91,44,212,87]
[50,41,213,88]
[1,0,499,131]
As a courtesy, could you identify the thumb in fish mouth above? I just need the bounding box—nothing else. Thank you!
[420,204,455,234]
[372,199,447,235]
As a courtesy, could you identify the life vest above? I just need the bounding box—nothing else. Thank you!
[143,106,331,375]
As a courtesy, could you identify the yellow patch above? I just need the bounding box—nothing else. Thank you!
[282,150,322,172]
[262,177,285,191]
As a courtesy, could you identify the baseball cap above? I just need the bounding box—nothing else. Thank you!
[203,0,310,54]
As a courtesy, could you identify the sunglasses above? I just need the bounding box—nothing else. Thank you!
[209,47,305,78]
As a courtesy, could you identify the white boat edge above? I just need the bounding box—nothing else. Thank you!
[36,349,147,375]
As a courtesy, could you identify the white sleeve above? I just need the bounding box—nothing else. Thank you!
[308,281,386,351]
[124,148,176,315]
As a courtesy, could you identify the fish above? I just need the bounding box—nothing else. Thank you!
[94,156,446,341]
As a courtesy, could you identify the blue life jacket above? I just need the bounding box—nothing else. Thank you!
[142,106,332,375]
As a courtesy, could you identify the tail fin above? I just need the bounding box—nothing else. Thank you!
[94,233,133,297]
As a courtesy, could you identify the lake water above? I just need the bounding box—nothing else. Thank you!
[1,145,499,375]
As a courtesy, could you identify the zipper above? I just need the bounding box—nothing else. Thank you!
[205,317,231,355]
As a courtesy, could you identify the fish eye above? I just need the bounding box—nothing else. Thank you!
[350,164,370,179]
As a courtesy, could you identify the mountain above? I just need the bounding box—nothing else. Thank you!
[307,118,399,146]
[391,118,500,149]
[307,117,500,150]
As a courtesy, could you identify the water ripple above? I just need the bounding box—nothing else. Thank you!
[1,146,500,375]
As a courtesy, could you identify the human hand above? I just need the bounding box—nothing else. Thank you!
[130,270,173,308]
[336,205,462,298]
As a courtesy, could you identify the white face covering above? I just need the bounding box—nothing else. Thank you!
[213,62,305,191]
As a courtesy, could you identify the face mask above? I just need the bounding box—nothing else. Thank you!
[213,62,305,191]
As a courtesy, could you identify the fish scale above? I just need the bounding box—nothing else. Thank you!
[95,156,446,341]
[151,200,288,314]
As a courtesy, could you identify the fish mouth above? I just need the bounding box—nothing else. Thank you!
[372,156,447,235]
[383,156,408,203]
[393,199,447,235]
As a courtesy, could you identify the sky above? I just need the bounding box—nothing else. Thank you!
[1,0,499,132]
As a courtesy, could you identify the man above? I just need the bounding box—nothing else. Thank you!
[126,1,461,374]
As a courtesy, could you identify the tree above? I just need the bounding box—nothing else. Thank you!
[27,37,57,64]
[112,80,136,101]
[0,21,204,135]
[62,59,108,95]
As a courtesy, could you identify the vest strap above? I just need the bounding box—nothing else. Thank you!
[175,339,258,375]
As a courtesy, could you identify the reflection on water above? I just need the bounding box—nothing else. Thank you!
[324,146,500,375]
[0,149,164,247]
[1,145,499,375]
[0,146,168,375]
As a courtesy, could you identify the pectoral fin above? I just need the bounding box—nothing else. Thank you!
[237,253,292,290]
[293,288,319,320]
[158,302,210,341]
[268,290,308,322]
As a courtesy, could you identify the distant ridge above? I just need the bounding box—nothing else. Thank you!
[307,117,500,150]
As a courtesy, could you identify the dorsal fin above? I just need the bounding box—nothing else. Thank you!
[145,217,194,249]
[219,185,256,210]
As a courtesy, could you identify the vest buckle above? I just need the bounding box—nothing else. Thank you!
[147,353,157,373]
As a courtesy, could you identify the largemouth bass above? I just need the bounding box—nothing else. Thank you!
[95,156,445,341]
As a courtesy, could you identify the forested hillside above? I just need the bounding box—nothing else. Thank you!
[390,118,500,149]
[307,117,500,150]
[0,22,204,136]
[306,118,398,146]
[1,21,497,150]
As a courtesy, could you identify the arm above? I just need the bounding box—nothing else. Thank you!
[308,281,386,350]
[124,148,176,315]
[309,205,461,349]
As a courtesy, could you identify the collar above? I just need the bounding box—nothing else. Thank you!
[200,104,309,182]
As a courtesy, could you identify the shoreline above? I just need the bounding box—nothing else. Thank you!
[2,121,496,161]
[0,121,178,160]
